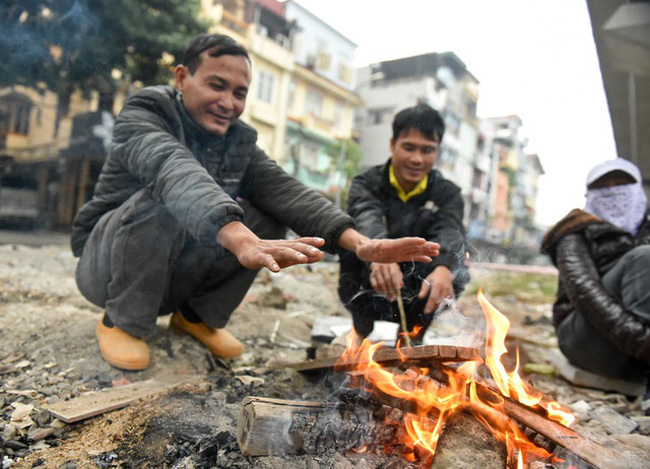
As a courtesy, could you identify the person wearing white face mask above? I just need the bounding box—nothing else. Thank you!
[541,158,650,414]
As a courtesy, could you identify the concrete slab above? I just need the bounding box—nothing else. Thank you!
[547,349,646,397]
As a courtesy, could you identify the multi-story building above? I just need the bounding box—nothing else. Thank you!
[203,0,295,160]
[282,0,361,196]
[0,84,107,228]
[355,52,480,218]
[466,119,500,241]
[479,115,544,250]
[206,0,361,197]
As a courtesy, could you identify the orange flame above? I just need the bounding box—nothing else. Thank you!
[336,289,574,465]
[478,289,574,427]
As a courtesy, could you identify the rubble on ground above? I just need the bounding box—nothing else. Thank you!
[0,245,648,468]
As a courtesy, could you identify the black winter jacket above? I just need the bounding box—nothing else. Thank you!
[346,161,467,272]
[71,86,354,257]
[540,208,650,365]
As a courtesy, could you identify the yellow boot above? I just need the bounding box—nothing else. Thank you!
[95,316,151,371]
[169,312,243,358]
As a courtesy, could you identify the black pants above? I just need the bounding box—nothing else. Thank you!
[338,250,470,338]
[557,245,650,379]
[75,188,285,338]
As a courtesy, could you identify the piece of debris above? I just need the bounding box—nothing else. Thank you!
[590,406,639,435]
[235,375,264,388]
[43,374,204,423]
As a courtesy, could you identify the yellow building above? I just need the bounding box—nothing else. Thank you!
[285,63,361,193]
[204,0,361,195]
[0,84,102,227]
[201,0,294,161]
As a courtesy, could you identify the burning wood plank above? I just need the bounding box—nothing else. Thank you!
[286,344,480,373]
[347,367,628,469]
[498,396,627,469]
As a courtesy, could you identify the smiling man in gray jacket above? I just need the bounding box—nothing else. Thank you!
[71,33,439,371]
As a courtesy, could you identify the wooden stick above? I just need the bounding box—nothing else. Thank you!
[396,291,411,347]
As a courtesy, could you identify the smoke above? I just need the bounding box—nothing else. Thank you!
[54,0,100,49]
[0,0,101,86]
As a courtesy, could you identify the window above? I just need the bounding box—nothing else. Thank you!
[256,70,275,104]
[305,90,323,117]
[444,112,461,136]
[338,62,352,84]
[0,93,32,136]
[367,107,393,125]
[316,40,330,71]
[317,51,331,71]
[301,142,320,168]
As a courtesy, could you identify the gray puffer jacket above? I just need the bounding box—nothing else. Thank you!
[71,85,354,256]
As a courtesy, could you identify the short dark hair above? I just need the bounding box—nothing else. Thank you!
[182,33,250,74]
[392,103,445,142]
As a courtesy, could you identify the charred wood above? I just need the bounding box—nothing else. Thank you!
[237,396,400,457]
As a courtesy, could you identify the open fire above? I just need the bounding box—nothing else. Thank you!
[335,290,575,467]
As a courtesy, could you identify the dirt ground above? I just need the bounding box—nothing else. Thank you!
[0,243,649,468]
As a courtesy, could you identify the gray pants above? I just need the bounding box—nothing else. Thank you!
[557,245,650,379]
[75,189,285,338]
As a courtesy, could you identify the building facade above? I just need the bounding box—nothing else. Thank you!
[206,0,361,197]
[479,115,545,250]
[282,0,360,196]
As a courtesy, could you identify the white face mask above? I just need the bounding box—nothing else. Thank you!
[585,183,647,235]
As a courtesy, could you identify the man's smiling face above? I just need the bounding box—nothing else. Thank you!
[390,128,440,192]
[174,52,251,135]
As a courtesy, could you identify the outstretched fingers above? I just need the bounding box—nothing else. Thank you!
[265,240,325,270]
[357,237,440,264]
[393,237,440,258]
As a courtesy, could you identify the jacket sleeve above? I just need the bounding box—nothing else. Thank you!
[111,93,244,247]
[427,184,467,271]
[555,233,650,365]
[240,148,355,253]
[346,172,388,239]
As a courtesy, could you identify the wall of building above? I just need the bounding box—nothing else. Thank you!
[285,0,356,92]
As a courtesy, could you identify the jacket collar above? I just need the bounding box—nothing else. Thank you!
[540,208,604,254]
[380,159,437,202]
[175,92,257,148]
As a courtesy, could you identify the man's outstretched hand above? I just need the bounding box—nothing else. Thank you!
[219,224,439,273]
[218,221,325,272]
[355,237,440,264]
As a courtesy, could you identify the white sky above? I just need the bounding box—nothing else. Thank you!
[296,0,618,227]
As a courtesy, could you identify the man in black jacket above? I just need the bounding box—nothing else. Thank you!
[339,104,469,342]
[72,34,439,371]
